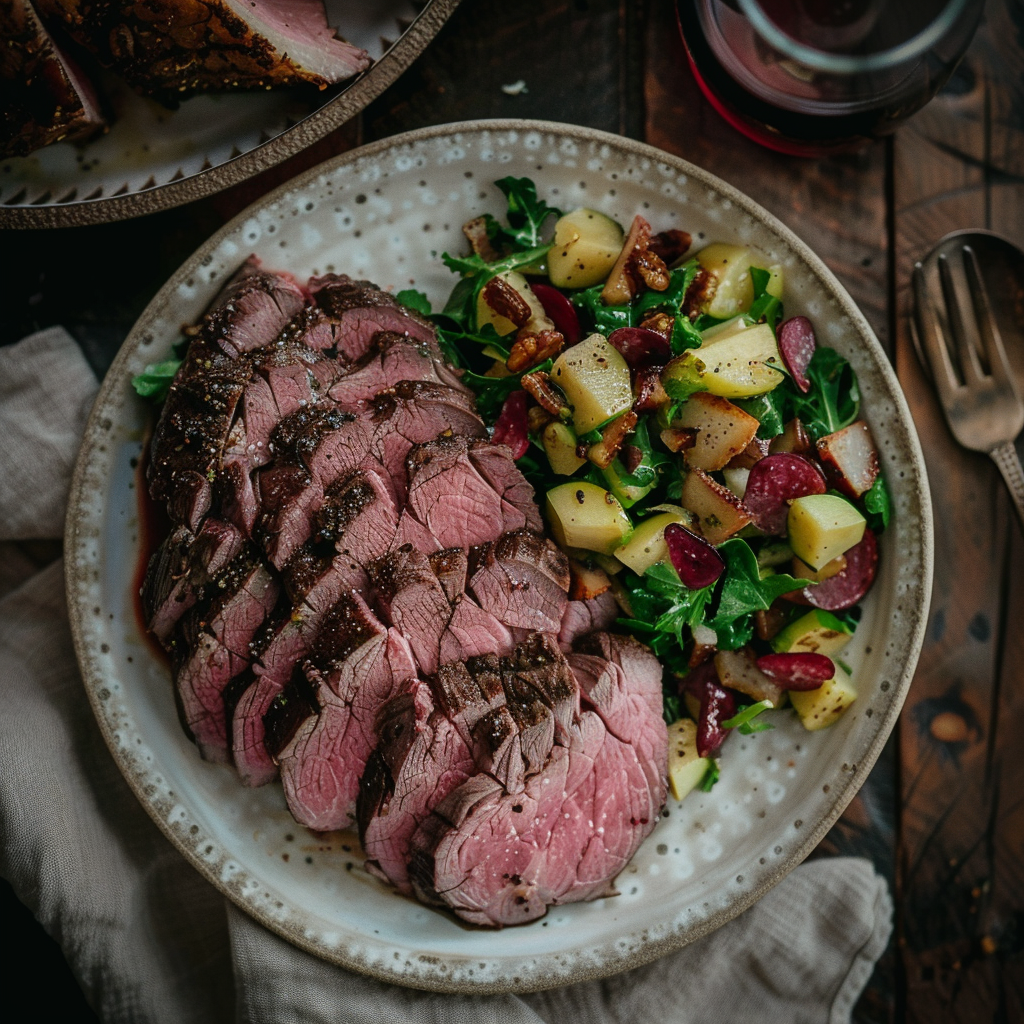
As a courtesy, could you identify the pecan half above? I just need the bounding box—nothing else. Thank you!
[527,404,554,433]
[633,367,669,411]
[521,370,569,416]
[587,410,638,469]
[601,215,671,305]
[682,267,714,320]
[482,276,532,327]
[506,329,565,373]
[638,311,675,342]
[462,216,503,263]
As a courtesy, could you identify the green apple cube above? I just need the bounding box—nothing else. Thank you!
[542,421,587,476]
[771,609,855,657]
[787,494,866,571]
[696,242,784,319]
[548,209,624,289]
[602,456,657,508]
[614,507,694,574]
[546,481,632,555]
[790,662,857,731]
[667,718,711,801]
[552,333,633,434]
[662,321,784,400]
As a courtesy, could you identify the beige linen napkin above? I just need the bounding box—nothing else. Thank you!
[0,328,892,1024]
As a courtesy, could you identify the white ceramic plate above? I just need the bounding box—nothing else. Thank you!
[66,120,932,994]
[0,1,461,227]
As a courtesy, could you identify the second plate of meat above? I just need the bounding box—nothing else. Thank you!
[66,120,932,992]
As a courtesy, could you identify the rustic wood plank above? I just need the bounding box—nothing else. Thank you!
[892,1,1024,1019]
[364,0,646,141]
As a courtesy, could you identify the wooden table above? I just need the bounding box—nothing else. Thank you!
[4,1,1023,1019]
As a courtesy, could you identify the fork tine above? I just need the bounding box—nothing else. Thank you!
[938,252,987,384]
[913,262,960,406]
[962,244,1019,394]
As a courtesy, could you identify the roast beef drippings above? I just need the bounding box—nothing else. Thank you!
[140,256,668,926]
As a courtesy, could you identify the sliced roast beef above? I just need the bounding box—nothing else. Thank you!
[310,275,438,363]
[147,336,252,529]
[369,382,485,501]
[411,635,667,926]
[405,435,539,550]
[311,468,397,567]
[277,618,417,830]
[230,549,359,786]
[359,678,475,895]
[173,555,278,763]
[328,332,469,413]
[256,408,372,567]
[558,590,621,651]
[35,0,371,103]
[429,548,468,604]
[468,530,569,634]
[568,634,669,800]
[142,518,245,643]
[193,256,307,359]
[1,0,105,158]
[369,546,513,677]
[466,442,544,534]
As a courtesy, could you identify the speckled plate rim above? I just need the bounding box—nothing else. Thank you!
[0,0,462,230]
[65,119,934,993]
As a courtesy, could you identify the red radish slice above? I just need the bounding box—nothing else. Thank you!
[665,522,726,589]
[777,316,817,393]
[492,390,530,459]
[794,529,878,611]
[681,660,736,757]
[742,453,827,535]
[755,653,835,690]
[529,282,581,345]
[608,326,673,368]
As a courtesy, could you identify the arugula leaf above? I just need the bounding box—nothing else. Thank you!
[132,358,182,401]
[735,390,786,438]
[458,357,553,420]
[707,539,804,650]
[396,289,431,316]
[699,759,721,792]
[493,176,563,250]
[786,347,860,441]
[572,285,634,335]
[722,700,775,734]
[863,472,891,531]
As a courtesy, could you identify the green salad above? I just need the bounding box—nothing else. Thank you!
[414,177,890,799]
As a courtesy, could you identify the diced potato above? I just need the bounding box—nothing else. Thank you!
[602,456,656,508]
[542,421,587,476]
[551,333,633,434]
[667,718,711,801]
[680,467,753,544]
[771,609,854,657]
[787,494,866,571]
[546,481,632,555]
[614,507,694,574]
[816,421,880,498]
[792,554,847,583]
[790,662,857,731]
[476,270,552,337]
[696,242,784,319]
[662,322,784,400]
[547,209,625,289]
[674,392,760,471]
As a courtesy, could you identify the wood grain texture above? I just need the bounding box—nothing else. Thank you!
[893,1,1024,1020]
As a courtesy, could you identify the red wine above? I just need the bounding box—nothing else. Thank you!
[676,0,975,156]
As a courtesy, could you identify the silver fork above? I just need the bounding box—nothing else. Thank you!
[913,243,1024,529]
